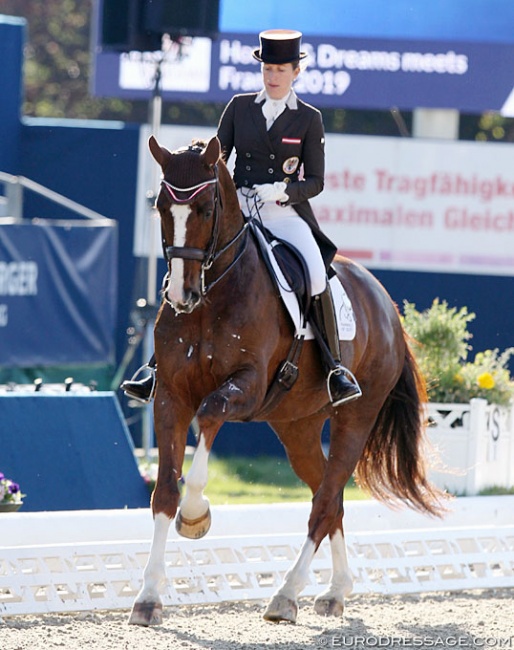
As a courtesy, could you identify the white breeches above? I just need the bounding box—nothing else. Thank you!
[238,189,327,297]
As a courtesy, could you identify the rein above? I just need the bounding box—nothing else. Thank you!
[161,163,250,298]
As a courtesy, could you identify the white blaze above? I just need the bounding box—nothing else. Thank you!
[165,204,190,304]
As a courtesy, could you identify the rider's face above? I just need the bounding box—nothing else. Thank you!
[262,63,300,100]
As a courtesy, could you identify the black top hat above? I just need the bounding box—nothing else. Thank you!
[252,29,307,64]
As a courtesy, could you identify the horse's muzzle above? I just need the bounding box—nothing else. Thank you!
[166,290,201,314]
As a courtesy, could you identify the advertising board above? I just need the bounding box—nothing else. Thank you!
[133,125,514,278]
[0,220,117,366]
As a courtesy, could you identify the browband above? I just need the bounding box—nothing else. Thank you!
[161,178,217,204]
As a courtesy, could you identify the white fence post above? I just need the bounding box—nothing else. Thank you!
[466,398,487,494]
[427,399,514,495]
[507,403,514,487]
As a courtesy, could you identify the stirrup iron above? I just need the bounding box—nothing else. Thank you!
[327,366,362,407]
[122,364,156,404]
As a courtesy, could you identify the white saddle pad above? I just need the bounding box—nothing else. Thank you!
[254,228,356,341]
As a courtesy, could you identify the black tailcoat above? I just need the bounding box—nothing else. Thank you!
[217,92,337,268]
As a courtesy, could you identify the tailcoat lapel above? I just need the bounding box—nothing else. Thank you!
[249,99,274,149]
[267,107,298,146]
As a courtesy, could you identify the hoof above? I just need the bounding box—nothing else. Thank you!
[128,601,163,626]
[263,594,298,624]
[314,596,345,618]
[175,507,211,539]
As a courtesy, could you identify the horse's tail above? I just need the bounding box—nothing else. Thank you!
[354,334,447,516]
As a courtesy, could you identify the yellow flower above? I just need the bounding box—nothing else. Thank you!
[477,372,495,390]
[454,373,465,384]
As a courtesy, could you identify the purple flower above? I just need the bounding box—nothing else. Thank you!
[0,473,4,481]
[9,482,20,494]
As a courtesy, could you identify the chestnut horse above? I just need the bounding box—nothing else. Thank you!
[129,136,444,626]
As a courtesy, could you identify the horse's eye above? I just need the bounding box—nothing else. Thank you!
[203,208,213,221]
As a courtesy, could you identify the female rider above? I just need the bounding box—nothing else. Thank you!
[122,29,360,406]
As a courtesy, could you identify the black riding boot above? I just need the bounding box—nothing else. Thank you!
[309,285,362,406]
[120,354,156,403]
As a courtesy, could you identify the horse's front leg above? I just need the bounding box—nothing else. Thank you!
[175,426,213,539]
[176,368,262,539]
[129,390,192,626]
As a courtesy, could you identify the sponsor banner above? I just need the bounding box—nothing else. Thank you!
[93,33,514,115]
[316,134,514,276]
[135,125,514,277]
[0,220,117,367]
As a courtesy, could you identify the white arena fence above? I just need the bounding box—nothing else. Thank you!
[1,496,513,617]
[0,496,514,616]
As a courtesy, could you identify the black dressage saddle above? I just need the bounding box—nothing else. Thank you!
[250,219,311,316]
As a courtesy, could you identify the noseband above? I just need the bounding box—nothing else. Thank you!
[160,156,249,300]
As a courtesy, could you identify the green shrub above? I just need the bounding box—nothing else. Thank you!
[402,299,514,406]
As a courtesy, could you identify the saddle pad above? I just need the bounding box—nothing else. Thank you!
[254,227,356,341]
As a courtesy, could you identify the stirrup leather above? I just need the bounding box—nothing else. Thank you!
[327,366,362,406]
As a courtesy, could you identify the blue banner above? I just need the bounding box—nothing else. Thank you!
[0,220,117,367]
[93,33,514,115]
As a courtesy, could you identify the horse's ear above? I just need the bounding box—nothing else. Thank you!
[149,135,172,169]
[202,136,221,169]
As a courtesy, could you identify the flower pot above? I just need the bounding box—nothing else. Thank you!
[0,502,22,513]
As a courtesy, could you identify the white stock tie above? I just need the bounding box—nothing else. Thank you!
[262,99,286,130]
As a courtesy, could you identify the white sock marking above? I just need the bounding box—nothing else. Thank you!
[276,537,316,601]
[327,529,354,598]
[180,435,210,519]
[137,512,171,602]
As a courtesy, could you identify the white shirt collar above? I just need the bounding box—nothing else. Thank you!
[255,89,298,110]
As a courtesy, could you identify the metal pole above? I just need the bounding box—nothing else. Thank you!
[146,57,163,304]
[141,53,164,459]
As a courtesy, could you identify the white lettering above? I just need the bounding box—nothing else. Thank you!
[295,70,351,96]
[316,44,401,72]
[219,40,256,65]
[0,262,38,296]
[0,304,7,326]
[401,50,468,74]
[218,66,261,92]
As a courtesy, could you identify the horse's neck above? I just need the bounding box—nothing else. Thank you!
[219,167,246,243]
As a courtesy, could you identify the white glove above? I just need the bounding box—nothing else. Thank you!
[253,182,288,204]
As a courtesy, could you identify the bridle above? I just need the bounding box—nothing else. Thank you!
[160,156,250,300]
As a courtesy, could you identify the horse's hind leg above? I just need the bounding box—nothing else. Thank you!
[263,415,346,623]
[313,517,353,617]
[265,409,367,623]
